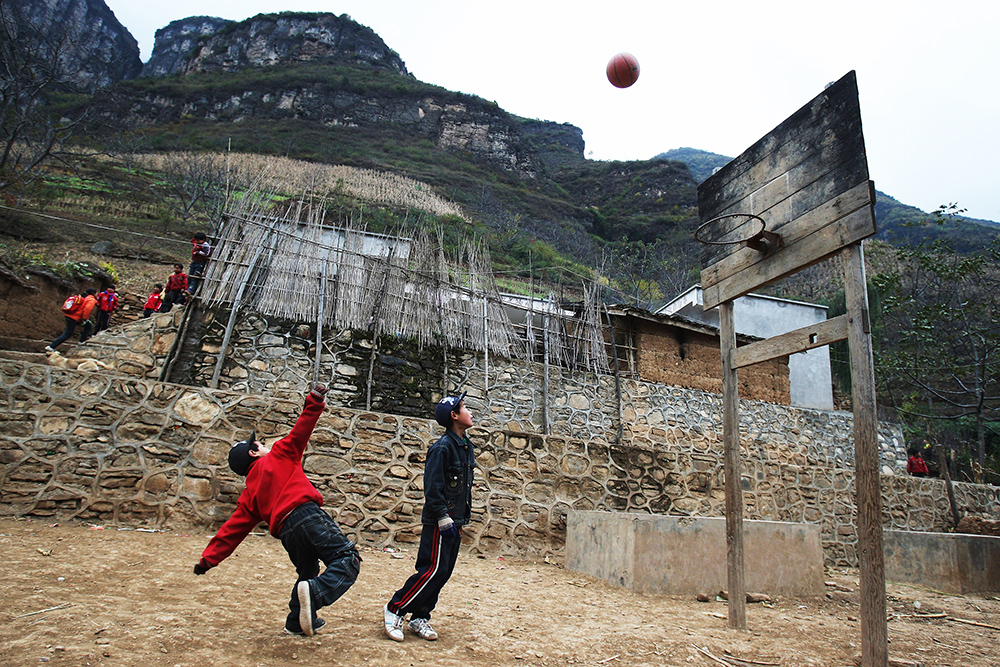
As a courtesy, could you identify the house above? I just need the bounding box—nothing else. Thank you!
[658,285,834,410]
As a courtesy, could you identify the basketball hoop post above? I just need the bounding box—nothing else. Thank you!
[694,71,887,665]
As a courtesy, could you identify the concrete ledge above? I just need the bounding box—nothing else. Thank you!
[566,510,824,596]
[885,529,1000,593]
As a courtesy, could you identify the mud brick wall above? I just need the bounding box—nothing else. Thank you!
[4,358,998,566]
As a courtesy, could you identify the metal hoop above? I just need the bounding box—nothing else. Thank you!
[694,213,768,246]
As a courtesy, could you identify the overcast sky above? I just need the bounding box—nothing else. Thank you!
[104,0,1000,222]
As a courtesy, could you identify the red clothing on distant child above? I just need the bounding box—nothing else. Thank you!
[198,394,326,567]
[143,292,162,312]
[97,290,119,313]
[907,455,929,476]
[166,272,188,293]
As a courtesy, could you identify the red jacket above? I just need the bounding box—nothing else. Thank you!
[97,290,119,313]
[907,455,928,475]
[166,272,188,292]
[199,394,326,568]
[143,293,162,311]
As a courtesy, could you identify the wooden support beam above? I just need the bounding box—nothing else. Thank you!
[843,243,888,667]
[731,314,849,370]
[720,301,747,630]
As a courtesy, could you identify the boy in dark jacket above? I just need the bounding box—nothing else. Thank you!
[193,385,360,636]
[383,391,476,642]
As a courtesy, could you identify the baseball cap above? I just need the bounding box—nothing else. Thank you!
[228,430,259,476]
[434,392,467,427]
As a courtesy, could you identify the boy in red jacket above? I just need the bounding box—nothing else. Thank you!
[93,285,119,335]
[193,385,360,636]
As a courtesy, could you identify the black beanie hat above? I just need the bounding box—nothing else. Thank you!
[228,431,258,476]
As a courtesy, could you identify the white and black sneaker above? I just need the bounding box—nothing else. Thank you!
[408,617,438,641]
[384,604,405,642]
[297,581,314,637]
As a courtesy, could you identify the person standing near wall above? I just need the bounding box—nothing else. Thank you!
[46,288,97,351]
[93,285,119,335]
[382,391,477,643]
[907,448,929,477]
[160,264,188,312]
[188,233,211,295]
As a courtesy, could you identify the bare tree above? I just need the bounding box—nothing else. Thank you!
[156,152,230,234]
[0,2,92,198]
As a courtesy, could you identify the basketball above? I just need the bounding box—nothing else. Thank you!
[606,53,639,88]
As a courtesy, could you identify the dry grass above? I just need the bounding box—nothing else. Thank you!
[135,152,465,219]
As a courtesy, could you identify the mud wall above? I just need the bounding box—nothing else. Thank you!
[3,358,997,566]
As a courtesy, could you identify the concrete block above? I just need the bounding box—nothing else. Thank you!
[885,529,1000,593]
[566,510,824,596]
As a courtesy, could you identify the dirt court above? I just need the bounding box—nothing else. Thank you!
[2,518,999,667]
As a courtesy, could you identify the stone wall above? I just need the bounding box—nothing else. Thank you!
[77,307,792,444]
[3,358,998,565]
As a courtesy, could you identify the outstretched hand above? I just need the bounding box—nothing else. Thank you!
[193,559,211,575]
[309,384,329,401]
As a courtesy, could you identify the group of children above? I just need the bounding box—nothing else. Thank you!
[194,388,477,643]
[48,234,211,351]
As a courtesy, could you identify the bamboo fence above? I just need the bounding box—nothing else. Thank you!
[197,196,612,371]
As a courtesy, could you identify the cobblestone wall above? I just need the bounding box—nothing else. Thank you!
[3,359,998,565]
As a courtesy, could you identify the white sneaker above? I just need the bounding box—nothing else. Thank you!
[383,604,404,642]
[297,581,314,637]
[408,617,438,641]
[44,346,54,353]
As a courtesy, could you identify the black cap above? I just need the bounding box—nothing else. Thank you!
[228,430,258,476]
[434,392,467,427]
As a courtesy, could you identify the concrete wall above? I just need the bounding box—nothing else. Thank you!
[566,511,824,596]
[884,529,1000,593]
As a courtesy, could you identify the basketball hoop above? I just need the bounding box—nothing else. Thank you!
[694,213,783,253]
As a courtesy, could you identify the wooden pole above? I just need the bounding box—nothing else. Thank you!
[842,242,888,667]
[542,295,551,435]
[313,264,326,385]
[719,300,747,629]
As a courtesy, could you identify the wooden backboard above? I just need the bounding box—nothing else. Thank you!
[696,71,877,310]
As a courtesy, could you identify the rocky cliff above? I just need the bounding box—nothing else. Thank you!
[142,12,409,78]
[8,0,141,92]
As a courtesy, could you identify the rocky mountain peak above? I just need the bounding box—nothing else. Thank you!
[142,12,409,78]
[8,0,141,91]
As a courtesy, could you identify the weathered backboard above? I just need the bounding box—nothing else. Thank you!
[696,71,877,310]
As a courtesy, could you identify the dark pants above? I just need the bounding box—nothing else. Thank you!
[189,262,206,293]
[50,316,79,349]
[94,310,112,334]
[279,502,360,633]
[388,523,462,620]
[160,289,185,312]
[78,320,93,342]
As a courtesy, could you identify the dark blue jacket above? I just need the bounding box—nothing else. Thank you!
[420,429,476,526]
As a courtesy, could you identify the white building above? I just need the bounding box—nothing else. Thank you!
[658,285,834,410]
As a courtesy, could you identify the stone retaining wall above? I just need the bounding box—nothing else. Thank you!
[3,358,999,565]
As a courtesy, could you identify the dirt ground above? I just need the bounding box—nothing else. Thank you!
[2,518,999,667]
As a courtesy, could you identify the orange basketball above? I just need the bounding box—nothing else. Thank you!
[607,52,640,88]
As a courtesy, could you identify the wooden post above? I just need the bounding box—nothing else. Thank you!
[719,300,747,629]
[842,243,888,667]
[542,295,551,435]
[313,264,326,385]
[210,240,269,389]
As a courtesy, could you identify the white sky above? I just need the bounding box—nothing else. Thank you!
[104,0,1000,222]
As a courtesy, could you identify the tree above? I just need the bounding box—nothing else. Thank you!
[155,152,230,234]
[872,205,1000,480]
[0,2,92,198]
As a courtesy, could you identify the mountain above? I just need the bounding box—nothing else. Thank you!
[8,1,997,311]
[5,0,141,92]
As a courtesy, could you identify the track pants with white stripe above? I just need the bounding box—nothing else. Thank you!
[387,524,461,620]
